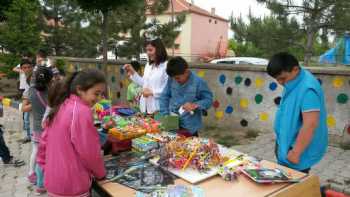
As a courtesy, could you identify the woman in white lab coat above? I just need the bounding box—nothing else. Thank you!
[124,38,168,114]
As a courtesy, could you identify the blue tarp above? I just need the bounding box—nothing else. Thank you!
[319,35,350,65]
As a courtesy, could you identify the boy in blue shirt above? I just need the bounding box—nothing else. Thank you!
[267,52,328,173]
[159,57,213,137]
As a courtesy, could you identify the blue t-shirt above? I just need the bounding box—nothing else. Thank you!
[301,90,321,113]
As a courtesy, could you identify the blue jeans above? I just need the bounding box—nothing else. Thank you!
[23,112,31,139]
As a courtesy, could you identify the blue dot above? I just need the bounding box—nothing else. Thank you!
[269,82,278,91]
[219,74,226,85]
[120,67,125,75]
[225,106,234,114]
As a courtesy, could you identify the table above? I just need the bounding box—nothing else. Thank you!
[98,160,321,197]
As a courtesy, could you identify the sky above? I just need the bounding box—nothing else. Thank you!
[192,0,270,21]
[190,0,271,38]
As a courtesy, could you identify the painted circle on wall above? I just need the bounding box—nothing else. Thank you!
[244,78,252,87]
[226,87,233,95]
[235,76,243,85]
[215,111,224,119]
[255,94,263,104]
[259,112,269,122]
[240,98,249,109]
[327,115,336,128]
[255,78,265,88]
[213,100,220,109]
[240,119,248,127]
[202,110,208,117]
[117,92,121,98]
[111,76,116,83]
[119,81,123,89]
[274,96,281,105]
[225,106,234,114]
[219,74,226,85]
[269,82,278,91]
[337,93,348,104]
[332,77,344,88]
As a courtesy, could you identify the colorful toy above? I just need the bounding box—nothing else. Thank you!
[158,137,227,172]
[132,136,159,152]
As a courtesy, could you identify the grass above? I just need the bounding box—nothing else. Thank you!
[200,124,245,147]
[340,143,350,150]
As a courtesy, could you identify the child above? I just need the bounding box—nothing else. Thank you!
[13,59,33,143]
[37,69,106,197]
[23,66,53,194]
[159,57,213,137]
[126,61,142,110]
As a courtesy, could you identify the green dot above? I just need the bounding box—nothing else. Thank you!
[255,94,263,104]
[337,93,348,104]
[235,76,243,85]
[111,76,116,83]
[96,63,102,70]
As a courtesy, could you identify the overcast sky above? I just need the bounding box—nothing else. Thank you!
[192,0,270,21]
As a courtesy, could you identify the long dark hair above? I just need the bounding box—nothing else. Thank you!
[144,38,168,65]
[47,69,106,125]
[34,66,53,91]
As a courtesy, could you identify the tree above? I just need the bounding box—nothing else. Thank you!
[257,0,350,65]
[0,0,12,22]
[230,12,304,58]
[0,0,42,56]
[115,0,186,59]
[41,0,100,57]
[76,0,139,64]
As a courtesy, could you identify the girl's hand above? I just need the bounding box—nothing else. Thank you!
[103,119,116,129]
[123,64,135,76]
[142,88,153,98]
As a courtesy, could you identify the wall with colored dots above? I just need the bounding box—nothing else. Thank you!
[64,58,350,143]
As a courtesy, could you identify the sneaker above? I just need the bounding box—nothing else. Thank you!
[3,157,25,167]
[34,187,46,195]
[28,173,37,185]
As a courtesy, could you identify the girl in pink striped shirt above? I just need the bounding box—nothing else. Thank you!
[37,69,106,197]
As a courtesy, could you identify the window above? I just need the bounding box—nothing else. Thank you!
[215,20,217,24]
[209,19,212,23]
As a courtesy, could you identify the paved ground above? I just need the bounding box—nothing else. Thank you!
[1,106,349,196]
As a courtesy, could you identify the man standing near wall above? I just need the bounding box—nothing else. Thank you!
[267,52,328,173]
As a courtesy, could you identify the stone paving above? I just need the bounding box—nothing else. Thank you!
[1,106,350,196]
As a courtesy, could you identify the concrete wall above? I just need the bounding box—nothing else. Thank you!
[63,57,350,145]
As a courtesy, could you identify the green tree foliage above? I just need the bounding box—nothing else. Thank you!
[0,0,42,56]
[115,0,186,59]
[41,0,100,57]
[76,0,139,63]
[257,0,350,65]
[230,12,304,59]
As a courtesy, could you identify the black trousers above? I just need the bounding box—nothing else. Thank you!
[0,127,11,163]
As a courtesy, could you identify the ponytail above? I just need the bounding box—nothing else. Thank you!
[47,69,106,125]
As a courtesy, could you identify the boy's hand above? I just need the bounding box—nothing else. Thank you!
[142,88,153,98]
[287,149,300,164]
[123,64,135,76]
[183,103,199,112]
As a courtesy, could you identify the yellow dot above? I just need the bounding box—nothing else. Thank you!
[215,111,224,119]
[255,78,265,88]
[259,112,269,122]
[327,116,336,128]
[333,77,344,88]
[2,98,11,107]
[68,64,74,72]
[240,98,249,109]
[197,70,206,78]
[122,79,130,87]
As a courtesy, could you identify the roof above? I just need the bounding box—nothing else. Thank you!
[147,0,228,22]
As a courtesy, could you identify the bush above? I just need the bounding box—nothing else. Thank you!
[0,53,20,79]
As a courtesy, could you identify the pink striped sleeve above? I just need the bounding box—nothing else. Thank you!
[70,104,106,179]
